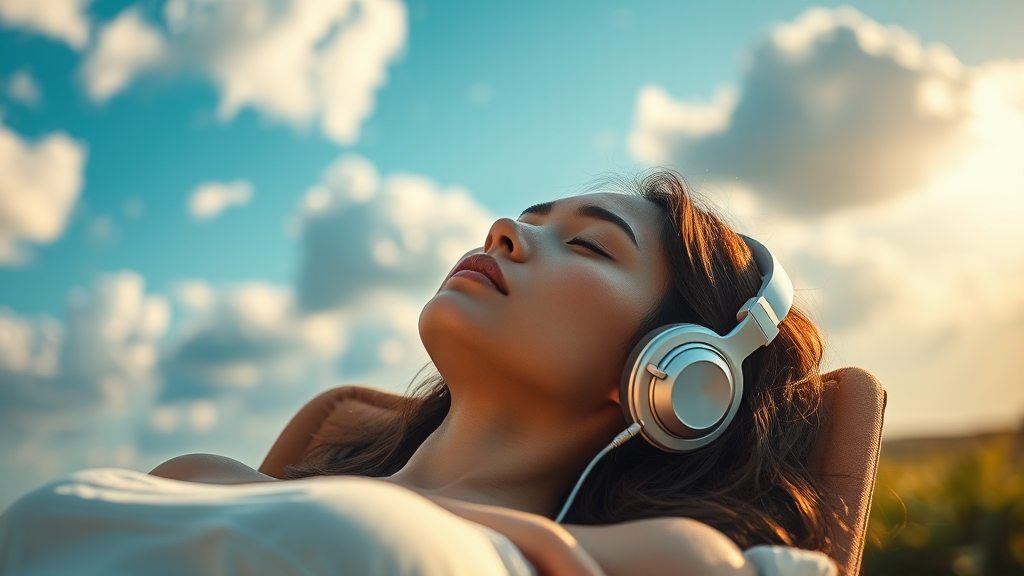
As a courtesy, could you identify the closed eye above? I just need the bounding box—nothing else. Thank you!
[567,237,612,259]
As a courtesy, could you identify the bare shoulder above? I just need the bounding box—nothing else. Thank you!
[566,517,756,576]
[150,453,278,484]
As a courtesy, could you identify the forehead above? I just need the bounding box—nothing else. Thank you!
[538,192,664,241]
[569,191,661,218]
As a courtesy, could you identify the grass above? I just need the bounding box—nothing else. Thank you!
[861,428,1024,575]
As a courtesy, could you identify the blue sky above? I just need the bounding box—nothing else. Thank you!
[1,0,1023,507]
[3,0,1022,313]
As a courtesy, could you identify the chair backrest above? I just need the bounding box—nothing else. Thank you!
[260,367,886,576]
[809,367,887,576]
[260,384,408,479]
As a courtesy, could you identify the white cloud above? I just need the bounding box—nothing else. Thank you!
[0,271,168,505]
[158,278,431,422]
[0,240,446,508]
[295,153,493,311]
[187,179,253,221]
[160,281,346,401]
[311,0,408,143]
[149,400,219,434]
[625,5,1024,435]
[0,0,91,49]
[173,279,215,311]
[0,272,323,506]
[685,40,1024,437]
[334,290,427,378]
[6,69,41,107]
[630,6,972,215]
[0,149,491,505]
[80,7,166,103]
[82,0,407,145]
[0,119,87,264]
[60,272,170,399]
[0,309,61,383]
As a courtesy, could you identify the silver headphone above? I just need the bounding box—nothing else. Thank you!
[555,235,794,522]
[619,234,794,453]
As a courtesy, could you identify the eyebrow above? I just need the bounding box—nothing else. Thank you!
[520,201,639,248]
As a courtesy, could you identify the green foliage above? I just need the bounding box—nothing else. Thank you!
[862,434,1024,575]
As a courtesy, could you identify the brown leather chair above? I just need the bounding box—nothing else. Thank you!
[260,367,886,576]
[809,367,887,575]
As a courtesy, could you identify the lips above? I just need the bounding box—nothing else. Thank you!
[450,253,509,295]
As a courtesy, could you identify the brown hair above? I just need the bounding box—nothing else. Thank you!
[289,170,837,554]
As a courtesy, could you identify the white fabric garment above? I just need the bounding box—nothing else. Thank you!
[0,468,535,576]
[0,468,838,576]
[743,545,838,576]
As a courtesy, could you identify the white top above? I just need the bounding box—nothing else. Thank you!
[0,468,534,576]
[0,468,836,576]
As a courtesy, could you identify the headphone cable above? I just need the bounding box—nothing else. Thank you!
[554,421,644,524]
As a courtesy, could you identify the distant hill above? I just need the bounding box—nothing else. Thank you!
[881,424,1024,463]
[863,421,1024,575]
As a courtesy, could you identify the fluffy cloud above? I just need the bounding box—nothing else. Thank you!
[0,272,168,506]
[333,290,426,377]
[630,6,971,215]
[0,272,344,505]
[0,274,314,506]
[161,281,342,402]
[685,35,1024,436]
[187,179,253,221]
[0,119,87,264]
[143,282,429,477]
[80,7,166,102]
[0,149,489,506]
[626,6,1024,435]
[770,176,1024,437]
[81,0,407,145]
[0,271,168,418]
[161,278,429,399]
[0,0,91,49]
[295,154,493,311]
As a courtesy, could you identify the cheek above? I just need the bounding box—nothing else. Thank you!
[516,262,655,378]
[542,261,651,323]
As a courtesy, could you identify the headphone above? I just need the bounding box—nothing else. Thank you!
[619,234,794,453]
[555,234,794,522]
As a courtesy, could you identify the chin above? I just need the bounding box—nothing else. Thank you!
[418,288,499,362]
[419,290,519,390]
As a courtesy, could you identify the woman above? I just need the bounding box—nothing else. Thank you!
[0,171,836,576]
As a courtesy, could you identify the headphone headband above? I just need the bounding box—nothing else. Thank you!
[728,234,794,357]
[737,234,792,334]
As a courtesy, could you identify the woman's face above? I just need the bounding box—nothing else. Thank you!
[419,192,669,416]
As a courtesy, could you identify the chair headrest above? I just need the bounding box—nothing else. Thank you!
[259,385,409,479]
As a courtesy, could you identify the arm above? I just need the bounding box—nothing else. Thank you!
[427,495,754,576]
[410,423,753,574]
[566,518,755,576]
[150,453,279,484]
[425,495,606,576]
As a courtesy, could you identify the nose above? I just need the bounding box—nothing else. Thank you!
[484,217,528,262]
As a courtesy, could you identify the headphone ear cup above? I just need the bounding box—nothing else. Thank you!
[649,344,733,438]
[620,324,744,453]
[619,325,677,408]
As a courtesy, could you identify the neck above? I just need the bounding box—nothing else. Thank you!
[386,386,623,517]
